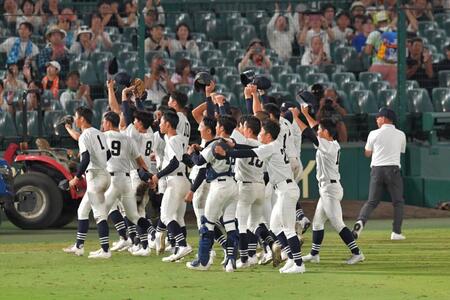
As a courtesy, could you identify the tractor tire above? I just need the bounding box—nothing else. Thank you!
[50,198,78,228]
[4,172,63,229]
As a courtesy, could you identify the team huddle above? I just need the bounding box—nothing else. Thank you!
[62,74,364,274]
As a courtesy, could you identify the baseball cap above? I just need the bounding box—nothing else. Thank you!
[350,1,365,11]
[376,107,396,122]
[46,61,61,72]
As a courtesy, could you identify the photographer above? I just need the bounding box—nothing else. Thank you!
[316,87,348,143]
[238,39,272,73]
[144,54,175,105]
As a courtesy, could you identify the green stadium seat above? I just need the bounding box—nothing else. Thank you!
[222,11,242,22]
[407,89,434,113]
[228,18,249,38]
[434,13,450,29]
[332,72,356,89]
[109,33,121,43]
[70,60,98,85]
[49,100,63,111]
[337,90,353,113]
[200,49,223,63]
[112,42,133,57]
[15,111,40,136]
[288,56,303,71]
[207,57,226,68]
[271,91,291,103]
[246,10,268,26]
[379,89,398,109]
[218,40,241,55]
[191,32,207,43]
[351,90,378,114]
[43,110,65,135]
[405,80,420,90]
[439,70,450,87]
[418,21,438,36]
[288,82,308,99]
[193,11,216,33]
[104,26,119,36]
[214,83,229,93]
[145,50,169,64]
[118,51,138,63]
[93,99,108,114]
[321,81,338,90]
[442,96,450,112]
[269,82,283,93]
[369,81,391,106]
[0,112,18,137]
[359,72,382,89]
[343,81,364,99]
[305,73,329,85]
[187,90,203,108]
[432,88,450,112]
[226,49,245,68]
[172,50,193,62]
[190,58,205,68]
[197,41,215,51]
[90,51,114,66]
[167,13,193,31]
[176,84,193,95]
[279,73,302,89]
[319,64,345,80]
[122,27,137,43]
[225,74,241,91]
[333,46,357,65]
[271,65,292,81]
[64,100,85,115]
[215,66,237,83]
[232,25,256,49]
[296,65,317,81]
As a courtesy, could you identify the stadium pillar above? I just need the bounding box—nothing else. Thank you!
[397,0,407,131]
[138,0,146,79]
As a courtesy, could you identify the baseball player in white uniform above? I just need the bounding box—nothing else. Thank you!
[215,119,306,274]
[186,115,239,272]
[150,111,192,262]
[292,106,364,265]
[64,107,112,259]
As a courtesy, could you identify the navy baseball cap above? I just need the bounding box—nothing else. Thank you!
[376,107,397,122]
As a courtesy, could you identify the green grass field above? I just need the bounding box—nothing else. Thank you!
[1,218,450,300]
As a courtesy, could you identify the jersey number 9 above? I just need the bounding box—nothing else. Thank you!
[111,141,121,156]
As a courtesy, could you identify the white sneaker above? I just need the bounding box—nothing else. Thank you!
[352,220,364,240]
[89,248,103,256]
[88,249,111,259]
[391,232,406,240]
[172,245,193,261]
[299,216,311,234]
[111,238,132,252]
[248,255,258,266]
[302,253,320,263]
[132,246,151,257]
[281,250,288,261]
[225,259,236,273]
[186,259,211,271]
[63,244,84,256]
[279,259,295,273]
[155,231,166,255]
[281,263,306,274]
[271,243,282,267]
[128,244,141,253]
[165,244,175,253]
[346,252,365,265]
[162,253,178,262]
[117,238,133,252]
[236,260,251,269]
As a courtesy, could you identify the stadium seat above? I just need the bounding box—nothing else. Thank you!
[321,81,338,91]
[225,74,241,91]
[418,21,438,36]
[49,100,63,111]
[218,40,241,55]
[288,82,308,99]
[215,66,237,83]
[442,96,450,112]
[337,90,353,113]
[197,41,215,51]
[434,13,450,29]
[93,99,108,114]
[43,110,65,135]
[175,84,193,95]
[359,72,382,89]
[0,112,18,137]
[232,25,257,49]
[343,81,364,99]
[319,64,345,80]
[207,57,226,68]
[228,18,249,38]
[351,90,378,114]
[246,10,268,26]
[405,80,420,90]
[296,65,317,81]
[193,11,216,33]
[200,49,223,64]
[191,32,207,43]
[166,13,193,31]
[279,73,302,89]
[104,26,119,36]
[226,49,245,68]
[407,89,434,113]
[112,42,133,57]
[370,81,391,106]
[379,89,398,109]
[109,33,121,43]
[15,111,40,136]
[145,50,169,64]
[305,73,329,85]
[70,60,98,85]
[332,72,356,89]
[64,100,84,115]
[439,70,450,87]
[288,56,303,71]
[333,46,357,65]
[172,50,193,62]
[432,88,450,112]
[122,27,137,44]
[271,65,292,81]
[269,82,284,93]
[221,11,242,22]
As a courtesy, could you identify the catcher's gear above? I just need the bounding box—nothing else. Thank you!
[212,139,232,160]
[194,71,212,92]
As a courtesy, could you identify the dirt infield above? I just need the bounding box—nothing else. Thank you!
[301,200,450,219]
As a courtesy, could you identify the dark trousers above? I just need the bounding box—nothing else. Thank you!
[358,166,404,234]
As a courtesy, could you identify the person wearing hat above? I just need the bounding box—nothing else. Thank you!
[350,1,366,17]
[69,26,95,58]
[352,107,407,241]
[41,60,64,98]
[0,21,40,68]
[267,2,296,61]
[37,25,69,79]
[238,39,272,73]
[332,11,354,44]
[145,22,169,53]
[90,13,113,50]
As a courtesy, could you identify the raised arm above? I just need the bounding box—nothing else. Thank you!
[107,80,121,114]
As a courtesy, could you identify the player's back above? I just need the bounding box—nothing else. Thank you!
[177,111,191,148]
[105,130,138,173]
[315,137,341,182]
[124,124,154,169]
[162,134,186,174]
[235,138,264,183]
[201,139,232,179]
[79,127,108,170]
[254,140,293,185]
[278,117,297,158]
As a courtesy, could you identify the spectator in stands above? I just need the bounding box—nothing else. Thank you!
[350,1,366,18]
[293,3,308,34]
[316,87,348,142]
[37,25,69,79]
[41,60,64,98]
[144,54,175,105]
[352,16,374,54]
[120,0,138,28]
[435,44,450,73]
[60,70,93,109]
[365,12,397,87]
[69,26,95,58]
[145,23,169,53]
[57,7,79,49]
[3,0,22,30]
[298,11,334,59]
[332,12,354,44]
[267,2,296,61]
[171,58,194,87]
[0,22,40,69]
[40,0,62,27]
[238,38,272,73]
[0,80,5,112]
[352,15,366,38]
[25,81,43,111]
[169,23,200,59]
[406,38,434,93]
[144,0,166,28]
[97,0,121,28]
[406,0,434,32]
[16,0,42,33]
[322,3,336,28]
[2,64,27,113]
[90,13,113,50]
[301,36,331,66]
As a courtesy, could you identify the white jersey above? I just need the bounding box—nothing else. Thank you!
[291,119,302,157]
[78,127,108,170]
[278,117,297,158]
[104,131,140,173]
[161,134,186,176]
[189,138,207,180]
[123,124,154,169]
[253,140,293,185]
[153,131,166,170]
[200,139,232,178]
[315,137,341,182]
[177,111,191,149]
[234,137,264,183]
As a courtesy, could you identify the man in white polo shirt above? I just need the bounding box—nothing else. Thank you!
[352,107,406,240]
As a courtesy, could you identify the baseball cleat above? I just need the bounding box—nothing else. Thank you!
[224,258,236,273]
[390,232,406,240]
[352,220,364,240]
[128,244,141,253]
[302,254,320,263]
[281,263,306,274]
[346,252,365,265]
[236,260,251,269]
[248,255,258,266]
[271,243,282,267]
[88,249,111,259]
[299,216,311,234]
[172,245,193,261]
[63,244,84,256]
[279,259,295,273]
[111,238,132,252]
[132,246,151,257]
[162,254,177,262]
[186,259,211,271]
